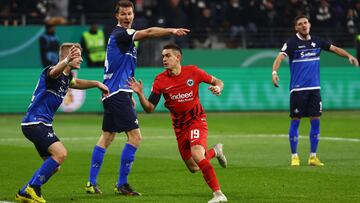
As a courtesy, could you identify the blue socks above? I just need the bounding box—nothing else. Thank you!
[89,145,106,185]
[289,119,300,154]
[88,144,137,187]
[288,119,320,155]
[310,119,320,153]
[117,143,137,187]
[28,157,59,187]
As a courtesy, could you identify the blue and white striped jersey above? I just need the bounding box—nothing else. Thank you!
[280,33,331,92]
[22,66,73,125]
[103,25,137,99]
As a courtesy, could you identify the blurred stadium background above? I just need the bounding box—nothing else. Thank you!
[0,0,360,203]
[1,0,360,113]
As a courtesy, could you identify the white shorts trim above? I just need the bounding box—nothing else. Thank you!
[290,87,320,94]
[21,121,52,126]
[102,89,133,101]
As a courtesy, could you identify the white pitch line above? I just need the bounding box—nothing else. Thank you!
[0,134,359,142]
[250,134,360,142]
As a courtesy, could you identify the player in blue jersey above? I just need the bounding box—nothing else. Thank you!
[15,43,109,203]
[85,0,190,196]
[272,15,359,167]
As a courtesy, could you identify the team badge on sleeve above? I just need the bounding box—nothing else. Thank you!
[126,29,136,35]
[281,43,287,51]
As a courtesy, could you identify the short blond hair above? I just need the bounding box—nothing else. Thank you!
[59,43,82,59]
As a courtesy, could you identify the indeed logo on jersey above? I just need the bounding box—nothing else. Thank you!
[170,91,194,102]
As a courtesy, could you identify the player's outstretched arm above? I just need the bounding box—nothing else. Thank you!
[208,76,224,96]
[134,27,190,41]
[70,79,109,96]
[329,45,359,67]
[272,53,285,87]
[127,77,156,113]
[49,46,81,79]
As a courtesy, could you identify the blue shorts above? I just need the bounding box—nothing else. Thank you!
[102,92,139,133]
[290,89,322,118]
[22,123,60,157]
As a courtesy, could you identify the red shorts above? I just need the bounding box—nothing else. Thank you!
[175,118,208,160]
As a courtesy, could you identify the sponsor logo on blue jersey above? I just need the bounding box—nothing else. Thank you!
[293,48,321,62]
[281,34,330,92]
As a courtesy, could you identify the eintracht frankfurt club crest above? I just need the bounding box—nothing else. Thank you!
[187,79,194,86]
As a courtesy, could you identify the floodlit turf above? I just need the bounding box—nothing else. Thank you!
[0,112,360,203]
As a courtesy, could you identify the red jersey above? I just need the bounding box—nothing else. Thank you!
[151,65,212,130]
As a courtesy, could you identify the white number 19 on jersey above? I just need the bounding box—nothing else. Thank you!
[191,129,200,139]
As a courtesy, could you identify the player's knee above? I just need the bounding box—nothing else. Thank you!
[184,158,200,173]
[134,135,142,144]
[98,133,115,148]
[128,129,141,138]
[102,139,113,148]
[128,134,142,147]
[191,151,205,163]
[59,151,67,163]
[54,150,67,164]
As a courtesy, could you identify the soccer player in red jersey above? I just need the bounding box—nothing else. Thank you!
[127,43,227,203]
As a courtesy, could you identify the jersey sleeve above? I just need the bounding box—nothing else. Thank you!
[45,66,55,81]
[44,66,59,88]
[319,37,331,51]
[113,28,137,53]
[280,40,291,56]
[148,92,161,106]
[45,66,52,77]
[194,66,212,84]
[151,76,162,95]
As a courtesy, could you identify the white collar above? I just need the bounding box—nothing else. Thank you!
[296,33,311,41]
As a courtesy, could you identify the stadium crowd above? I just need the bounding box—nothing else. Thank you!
[1,0,360,48]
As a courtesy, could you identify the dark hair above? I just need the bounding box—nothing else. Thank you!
[163,43,182,55]
[115,0,134,13]
[294,14,309,25]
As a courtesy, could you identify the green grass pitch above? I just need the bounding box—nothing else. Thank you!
[0,111,359,203]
